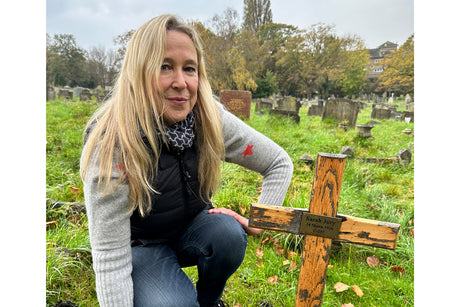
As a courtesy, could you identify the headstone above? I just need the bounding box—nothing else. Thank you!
[299,154,314,166]
[58,87,73,100]
[371,105,392,120]
[73,87,83,98]
[321,98,360,128]
[397,148,412,165]
[47,86,55,101]
[80,88,92,101]
[401,111,414,123]
[249,153,400,306]
[255,98,273,112]
[220,90,252,120]
[405,94,412,104]
[307,105,323,117]
[269,96,301,123]
[341,146,354,158]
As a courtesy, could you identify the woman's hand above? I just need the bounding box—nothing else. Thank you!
[208,207,263,236]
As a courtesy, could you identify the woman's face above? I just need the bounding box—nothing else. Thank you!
[154,30,199,125]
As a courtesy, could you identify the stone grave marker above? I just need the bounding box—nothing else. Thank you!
[249,153,400,306]
[47,86,55,101]
[254,98,274,112]
[371,105,392,120]
[321,98,359,128]
[80,88,92,101]
[307,105,323,117]
[73,87,83,98]
[58,87,73,100]
[401,111,414,123]
[220,90,252,120]
[269,96,301,123]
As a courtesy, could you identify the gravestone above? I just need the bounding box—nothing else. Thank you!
[270,96,301,123]
[321,98,359,128]
[401,111,414,123]
[73,87,83,98]
[47,86,55,101]
[249,153,400,306]
[255,98,274,112]
[58,87,73,100]
[307,105,323,117]
[220,90,252,120]
[397,148,412,165]
[371,105,392,120]
[80,88,92,101]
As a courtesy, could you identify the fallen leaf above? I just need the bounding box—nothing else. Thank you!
[366,256,380,267]
[282,260,290,266]
[274,243,284,256]
[267,275,278,285]
[233,304,242,307]
[334,282,350,293]
[352,285,364,297]
[255,260,263,267]
[288,260,297,272]
[341,304,354,307]
[262,235,271,245]
[255,247,264,259]
[239,205,246,215]
[287,251,297,259]
[69,186,81,194]
[328,264,334,269]
[411,229,414,237]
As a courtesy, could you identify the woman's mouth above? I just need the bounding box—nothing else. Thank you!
[167,96,188,105]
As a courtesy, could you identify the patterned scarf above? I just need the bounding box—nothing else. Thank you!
[160,111,195,151]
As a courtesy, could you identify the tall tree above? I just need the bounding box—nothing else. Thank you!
[377,34,414,95]
[243,0,273,33]
[339,36,370,97]
[47,34,87,87]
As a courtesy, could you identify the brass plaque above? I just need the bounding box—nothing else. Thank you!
[299,212,342,239]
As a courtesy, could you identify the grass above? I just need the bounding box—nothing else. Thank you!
[46,97,414,306]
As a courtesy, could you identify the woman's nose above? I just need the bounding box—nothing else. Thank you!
[172,71,187,89]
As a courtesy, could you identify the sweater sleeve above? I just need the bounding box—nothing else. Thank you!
[81,147,134,307]
[217,102,293,207]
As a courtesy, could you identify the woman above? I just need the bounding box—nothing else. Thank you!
[80,14,293,307]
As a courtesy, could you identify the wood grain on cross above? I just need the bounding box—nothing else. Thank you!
[249,153,400,307]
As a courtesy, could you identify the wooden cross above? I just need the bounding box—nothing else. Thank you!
[248,153,400,306]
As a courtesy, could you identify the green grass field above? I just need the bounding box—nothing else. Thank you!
[46,97,414,306]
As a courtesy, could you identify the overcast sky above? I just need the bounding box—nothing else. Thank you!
[46,0,414,51]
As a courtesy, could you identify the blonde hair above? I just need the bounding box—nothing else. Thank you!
[80,14,224,216]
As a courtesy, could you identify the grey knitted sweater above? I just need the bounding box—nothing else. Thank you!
[81,102,293,306]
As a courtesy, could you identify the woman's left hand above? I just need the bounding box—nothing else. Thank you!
[208,207,263,236]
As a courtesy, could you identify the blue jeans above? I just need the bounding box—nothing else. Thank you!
[131,210,248,306]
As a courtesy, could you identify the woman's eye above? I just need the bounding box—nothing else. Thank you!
[185,67,196,73]
[161,64,172,71]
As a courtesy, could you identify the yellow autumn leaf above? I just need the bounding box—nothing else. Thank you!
[267,275,278,285]
[366,256,380,267]
[287,260,297,272]
[334,282,350,292]
[352,285,364,297]
[341,304,354,307]
[282,260,290,266]
[273,243,284,256]
[255,247,264,259]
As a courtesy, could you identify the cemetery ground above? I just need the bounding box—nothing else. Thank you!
[46,97,414,307]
